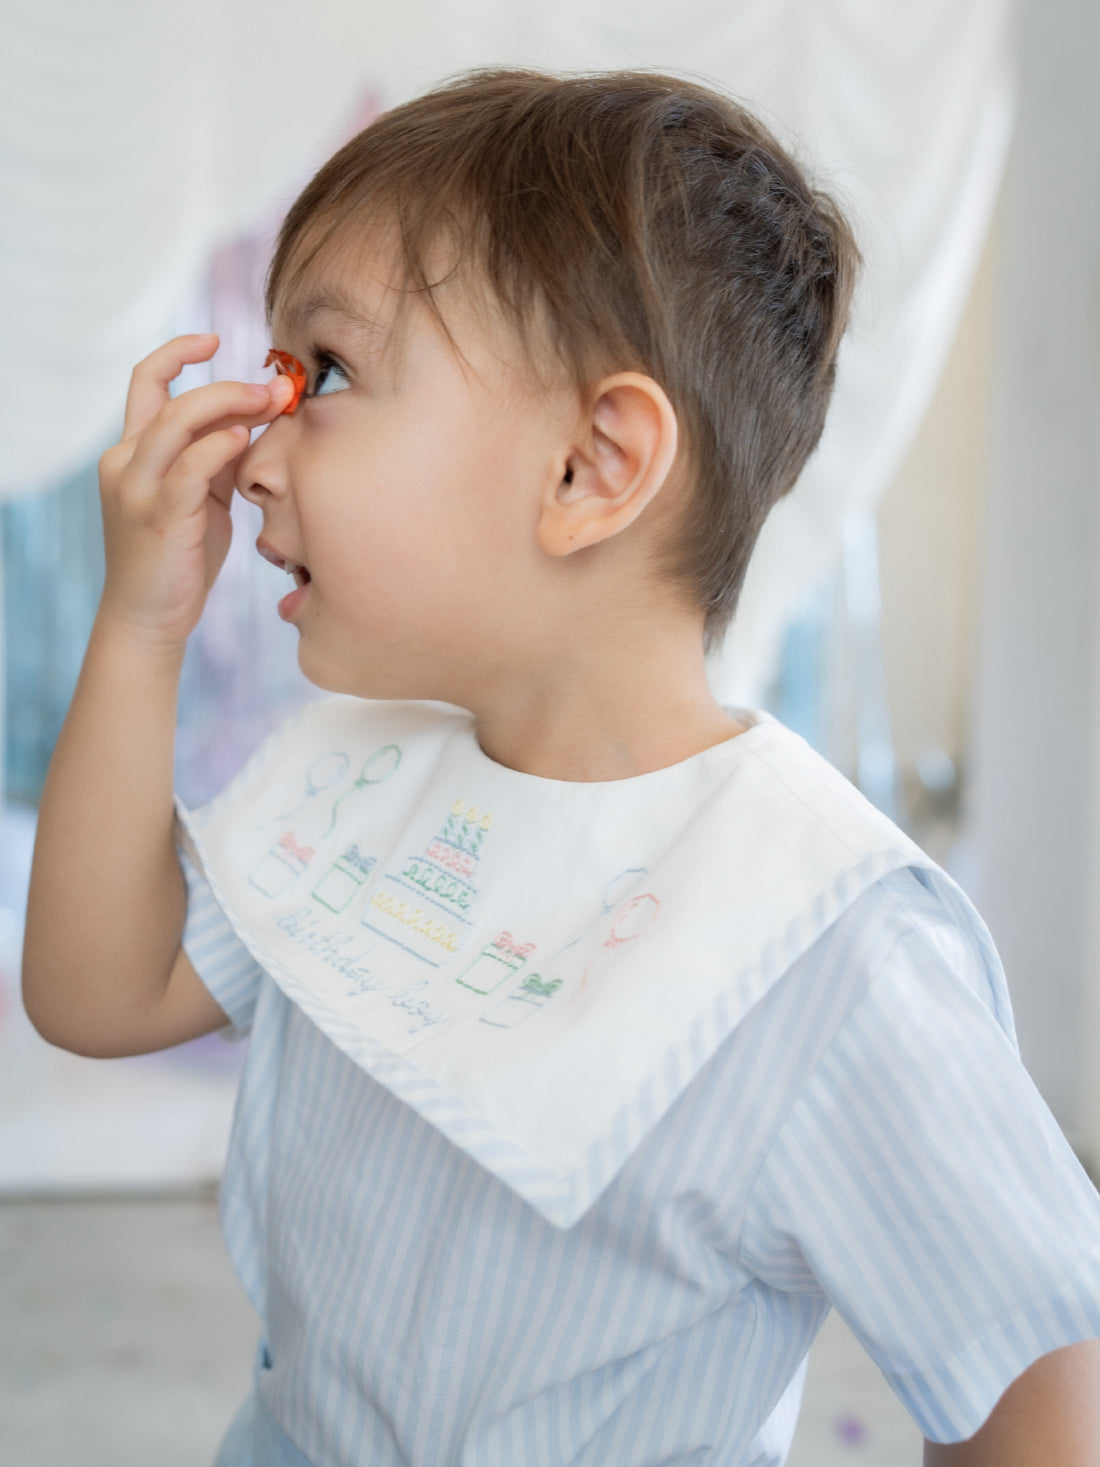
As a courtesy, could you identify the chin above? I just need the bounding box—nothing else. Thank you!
[297,644,427,705]
[296,641,356,697]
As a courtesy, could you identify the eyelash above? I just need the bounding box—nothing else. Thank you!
[304,348,346,398]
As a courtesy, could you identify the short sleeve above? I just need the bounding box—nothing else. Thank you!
[740,913,1100,1444]
[179,846,265,1039]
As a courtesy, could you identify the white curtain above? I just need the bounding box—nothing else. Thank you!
[2,0,1012,697]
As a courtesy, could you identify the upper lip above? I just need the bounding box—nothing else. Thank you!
[256,537,306,572]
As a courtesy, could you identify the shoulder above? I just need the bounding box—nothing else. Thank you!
[699,863,1018,1196]
[722,714,1014,1044]
[753,860,1014,1068]
[663,865,1010,1200]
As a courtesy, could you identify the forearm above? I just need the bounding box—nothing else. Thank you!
[924,1339,1100,1466]
[22,610,187,1055]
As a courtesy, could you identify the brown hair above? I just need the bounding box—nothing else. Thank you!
[266,68,859,650]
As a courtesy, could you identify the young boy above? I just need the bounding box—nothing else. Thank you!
[23,68,1100,1466]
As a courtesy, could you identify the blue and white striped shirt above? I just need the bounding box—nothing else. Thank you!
[183,853,1100,1466]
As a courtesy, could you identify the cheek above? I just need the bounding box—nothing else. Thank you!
[314,501,442,620]
[304,402,538,599]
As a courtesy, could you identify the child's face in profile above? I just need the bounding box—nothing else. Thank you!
[236,240,579,704]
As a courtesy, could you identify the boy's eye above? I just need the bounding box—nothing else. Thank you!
[310,354,350,398]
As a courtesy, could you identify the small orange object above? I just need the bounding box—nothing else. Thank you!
[264,349,306,414]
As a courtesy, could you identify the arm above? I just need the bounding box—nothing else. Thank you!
[924,1339,1100,1466]
[22,335,291,1057]
[22,607,219,1056]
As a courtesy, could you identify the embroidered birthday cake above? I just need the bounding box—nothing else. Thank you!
[362,799,492,965]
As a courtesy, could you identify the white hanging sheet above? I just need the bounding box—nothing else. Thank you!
[2,1,1012,695]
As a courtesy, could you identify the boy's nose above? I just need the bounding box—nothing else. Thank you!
[235,422,290,505]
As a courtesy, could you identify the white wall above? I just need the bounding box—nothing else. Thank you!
[964,0,1100,1163]
[876,0,1100,1166]
[878,244,992,813]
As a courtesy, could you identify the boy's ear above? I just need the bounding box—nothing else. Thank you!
[537,372,679,557]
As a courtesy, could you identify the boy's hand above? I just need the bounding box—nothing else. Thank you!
[96,334,294,648]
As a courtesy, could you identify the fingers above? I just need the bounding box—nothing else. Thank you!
[124,374,292,491]
[122,334,220,440]
[164,426,252,519]
[122,334,294,443]
[101,421,250,524]
[95,338,292,647]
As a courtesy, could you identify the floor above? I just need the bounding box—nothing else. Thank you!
[1,1193,923,1466]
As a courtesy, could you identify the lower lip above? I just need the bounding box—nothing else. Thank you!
[278,583,310,622]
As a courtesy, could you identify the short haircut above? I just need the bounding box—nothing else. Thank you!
[266,68,859,650]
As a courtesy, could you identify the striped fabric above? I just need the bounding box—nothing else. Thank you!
[183,856,1100,1466]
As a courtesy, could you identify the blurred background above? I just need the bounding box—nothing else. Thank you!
[1,0,1098,1462]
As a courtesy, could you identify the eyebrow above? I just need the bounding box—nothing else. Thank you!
[276,285,390,346]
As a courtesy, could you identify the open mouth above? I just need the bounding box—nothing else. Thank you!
[258,541,312,587]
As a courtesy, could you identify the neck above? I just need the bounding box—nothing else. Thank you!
[467,624,744,783]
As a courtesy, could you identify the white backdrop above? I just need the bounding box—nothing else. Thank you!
[2,0,1013,698]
